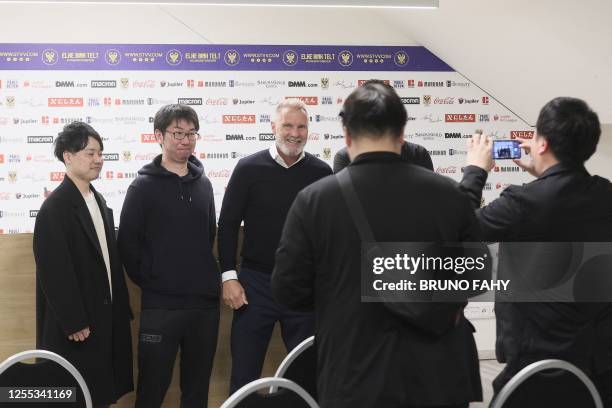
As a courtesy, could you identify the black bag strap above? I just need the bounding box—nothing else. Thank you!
[336,167,461,337]
[336,168,377,247]
[336,168,384,268]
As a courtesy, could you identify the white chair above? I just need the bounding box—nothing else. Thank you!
[492,359,603,408]
[270,335,315,396]
[221,377,319,408]
[0,349,93,408]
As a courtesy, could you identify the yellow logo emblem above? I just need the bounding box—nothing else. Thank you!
[394,51,409,67]
[338,50,353,67]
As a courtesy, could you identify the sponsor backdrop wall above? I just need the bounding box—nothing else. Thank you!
[0,43,533,321]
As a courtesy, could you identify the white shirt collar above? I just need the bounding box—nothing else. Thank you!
[269,144,305,169]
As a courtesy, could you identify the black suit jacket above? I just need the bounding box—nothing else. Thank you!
[461,163,612,389]
[272,152,483,408]
[333,141,433,173]
[33,175,133,405]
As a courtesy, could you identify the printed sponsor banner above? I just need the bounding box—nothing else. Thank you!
[0,44,451,71]
[0,42,533,321]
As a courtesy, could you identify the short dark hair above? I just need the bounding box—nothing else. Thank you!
[54,122,103,163]
[536,97,600,166]
[154,104,199,134]
[339,80,407,139]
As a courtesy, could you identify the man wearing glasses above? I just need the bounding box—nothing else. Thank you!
[118,104,219,408]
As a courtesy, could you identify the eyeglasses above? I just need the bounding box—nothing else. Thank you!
[165,130,199,141]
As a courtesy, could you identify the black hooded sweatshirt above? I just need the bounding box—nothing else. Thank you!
[118,154,219,309]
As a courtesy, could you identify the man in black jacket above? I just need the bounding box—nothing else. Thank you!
[218,99,332,393]
[118,105,219,408]
[34,122,133,407]
[461,97,612,403]
[272,81,482,408]
[333,139,433,173]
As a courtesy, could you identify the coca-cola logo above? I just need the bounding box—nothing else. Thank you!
[207,169,230,178]
[435,166,457,174]
[434,97,454,104]
[206,98,228,106]
[135,153,158,161]
[132,80,156,88]
[496,182,511,190]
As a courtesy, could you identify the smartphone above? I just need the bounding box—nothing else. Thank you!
[492,140,521,160]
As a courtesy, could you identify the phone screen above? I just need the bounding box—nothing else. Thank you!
[492,140,521,160]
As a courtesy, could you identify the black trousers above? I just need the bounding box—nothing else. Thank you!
[135,307,219,408]
[229,266,314,394]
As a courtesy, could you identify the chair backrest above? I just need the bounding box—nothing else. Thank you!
[0,349,92,408]
[270,335,316,399]
[221,377,319,408]
[491,359,603,408]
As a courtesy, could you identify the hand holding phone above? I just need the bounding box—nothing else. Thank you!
[512,137,538,177]
[466,131,494,172]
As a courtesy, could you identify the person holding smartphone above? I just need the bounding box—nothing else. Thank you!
[460,97,612,404]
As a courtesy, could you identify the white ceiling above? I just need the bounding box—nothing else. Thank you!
[0,0,610,124]
[0,0,439,5]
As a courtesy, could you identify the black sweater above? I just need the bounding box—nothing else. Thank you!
[218,149,332,273]
[117,155,219,309]
[333,141,433,173]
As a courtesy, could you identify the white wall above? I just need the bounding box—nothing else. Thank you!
[0,3,420,44]
[378,0,612,126]
[586,124,612,179]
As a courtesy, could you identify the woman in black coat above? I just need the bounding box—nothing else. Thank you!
[33,122,133,406]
